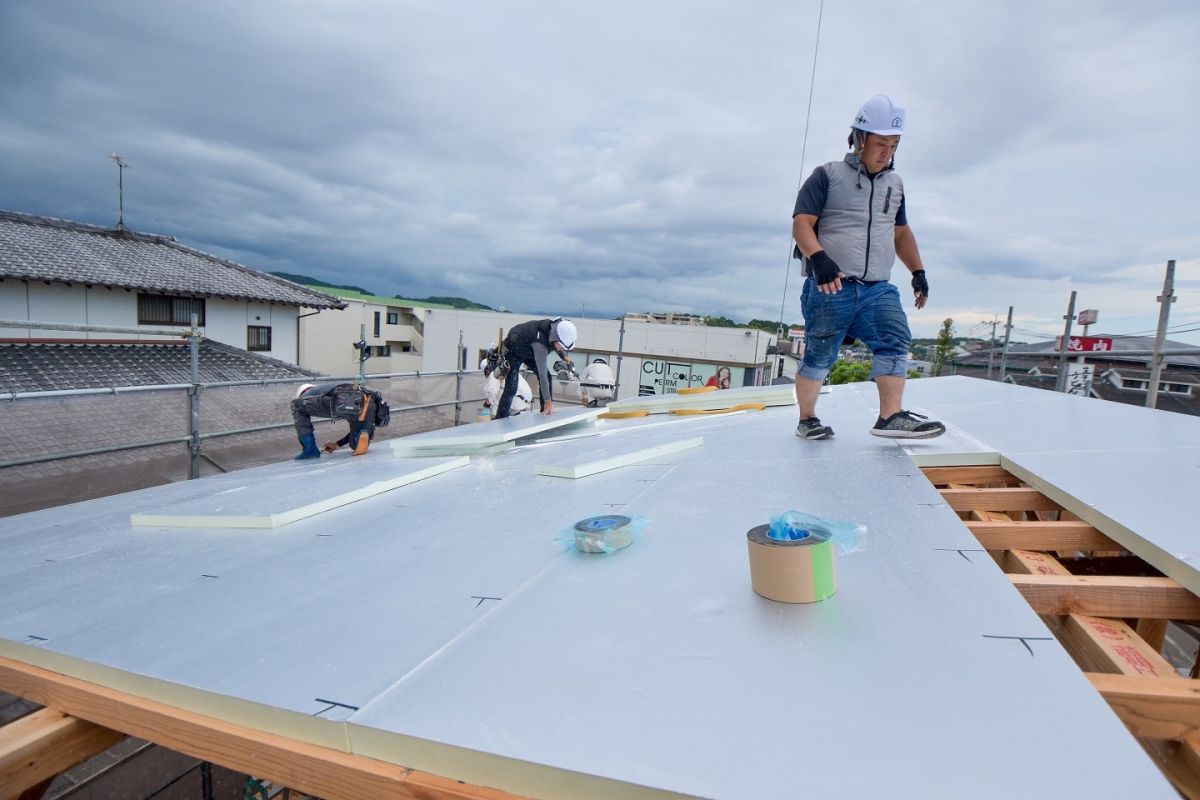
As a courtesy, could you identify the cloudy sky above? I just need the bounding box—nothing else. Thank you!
[2,0,1197,343]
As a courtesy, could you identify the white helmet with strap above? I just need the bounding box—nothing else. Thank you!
[295,383,315,399]
[554,319,577,350]
[852,95,905,136]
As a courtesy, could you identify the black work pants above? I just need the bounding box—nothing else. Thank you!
[495,353,533,419]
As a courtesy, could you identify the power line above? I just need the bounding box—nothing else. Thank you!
[775,0,825,339]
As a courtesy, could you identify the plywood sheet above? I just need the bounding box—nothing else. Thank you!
[130,456,469,529]
[536,436,703,479]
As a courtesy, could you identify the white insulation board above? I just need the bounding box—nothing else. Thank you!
[606,383,799,414]
[390,406,601,455]
[536,436,703,478]
[131,456,469,528]
[0,377,1182,799]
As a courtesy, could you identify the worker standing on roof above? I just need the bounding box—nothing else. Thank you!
[577,357,615,407]
[790,94,945,440]
[495,318,576,418]
[290,381,376,460]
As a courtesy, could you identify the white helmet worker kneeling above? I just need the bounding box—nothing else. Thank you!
[495,318,575,419]
[577,357,615,408]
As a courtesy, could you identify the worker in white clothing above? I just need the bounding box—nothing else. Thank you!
[482,360,532,415]
[577,357,615,407]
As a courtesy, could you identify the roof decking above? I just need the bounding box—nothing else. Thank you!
[0,378,1192,798]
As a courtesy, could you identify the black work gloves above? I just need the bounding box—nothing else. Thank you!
[809,251,841,286]
[911,269,929,297]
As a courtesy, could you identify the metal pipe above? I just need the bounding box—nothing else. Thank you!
[188,313,201,479]
[454,330,464,425]
[0,370,481,401]
[0,397,486,469]
[614,315,626,400]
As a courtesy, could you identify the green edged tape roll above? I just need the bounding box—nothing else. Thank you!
[746,523,837,603]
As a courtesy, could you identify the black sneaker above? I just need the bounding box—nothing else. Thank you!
[870,410,946,439]
[796,417,834,439]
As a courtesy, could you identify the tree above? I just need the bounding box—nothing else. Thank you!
[933,318,955,377]
[829,359,871,384]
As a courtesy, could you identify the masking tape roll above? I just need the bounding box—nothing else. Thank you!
[574,515,634,553]
[746,523,837,603]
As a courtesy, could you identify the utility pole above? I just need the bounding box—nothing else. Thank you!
[985,315,999,380]
[998,306,1014,382]
[1146,259,1177,409]
[1054,291,1077,393]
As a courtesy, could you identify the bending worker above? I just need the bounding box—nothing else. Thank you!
[482,360,533,416]
[495,318,576,418]
[577,357,615,407]
[291,381,375,460]
[790,94,945,441]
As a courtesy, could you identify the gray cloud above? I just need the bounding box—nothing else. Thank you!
[1,0,1197,341]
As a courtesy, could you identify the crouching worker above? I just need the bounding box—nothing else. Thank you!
[577,357,614,407]
[496,318,576,419]
[291,382,386,460]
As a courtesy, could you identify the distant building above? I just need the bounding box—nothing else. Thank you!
[952,336,1200,416]
[297,287,777,398]
[625,311,706,326]
[0,210,344,363]
[0,209,347,513]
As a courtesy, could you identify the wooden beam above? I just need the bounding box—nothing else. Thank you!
[940,487,1062,512]
[0,657,524,800]
[1061,615,1178,678]
[1137,618,1170,651]
[0,708,125,800]
[966,520,1120,551]
[1089,674,1200,741]
[920,465,1014,485]
[1011,575,1200,621]
[1003,548,1072,576]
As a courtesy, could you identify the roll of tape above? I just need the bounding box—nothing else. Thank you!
[574,515,634,553]
[746,523,837,603]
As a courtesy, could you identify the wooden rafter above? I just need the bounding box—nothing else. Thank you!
[0,707,125,800]
[0,657,525,800]
[966,520,1120,552]
[1011,575,1200,621]
[940,487,1062,513]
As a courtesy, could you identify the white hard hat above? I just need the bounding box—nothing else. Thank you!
[852,95,905,136]
[295,383,315,399]
[555,319,577,349]
[480,358,489,371]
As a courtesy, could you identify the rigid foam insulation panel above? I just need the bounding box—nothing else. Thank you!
[0,377,1181,799]
[536,436,704,479]
[131,456,469,529]
[605,383,799,415]
[389,406,601,456]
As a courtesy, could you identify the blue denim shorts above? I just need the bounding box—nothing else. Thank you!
[799,277,912,381]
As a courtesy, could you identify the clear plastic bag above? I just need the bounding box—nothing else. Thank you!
[555,514,647,554]
[768,510,866,555]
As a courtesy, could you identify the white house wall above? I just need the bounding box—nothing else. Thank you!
[0,281,300,362]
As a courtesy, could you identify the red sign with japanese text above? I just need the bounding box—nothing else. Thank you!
[1060,336,1114,352]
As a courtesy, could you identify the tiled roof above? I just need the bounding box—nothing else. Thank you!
[0,210,345,309]
[0,339,321,393]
